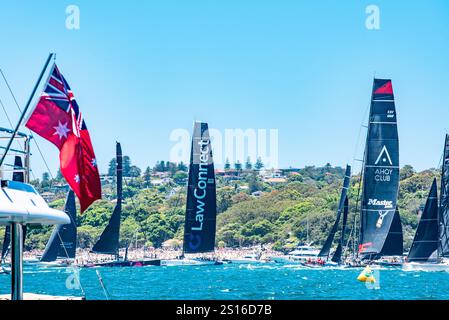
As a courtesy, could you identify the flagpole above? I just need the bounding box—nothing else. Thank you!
[0,53,54,167]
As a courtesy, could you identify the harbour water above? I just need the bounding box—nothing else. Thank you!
[1,263,448,300]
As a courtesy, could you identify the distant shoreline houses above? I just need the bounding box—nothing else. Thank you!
[35,160,309,204]
[215,168,300,184]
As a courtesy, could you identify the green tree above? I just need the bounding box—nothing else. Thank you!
[178,161,188,171]
[108,158,117,176]
[142,213,174,247]
[224,158,231,171]
[42,172,50,182]
[173,171,188,184]
[401,165,415,180]
[288,173,303,183]
[245,157,253,170]
[79,200,115,228]
[123,156,132,176]
[241,219,273,238]
[255,157,264,170]
[143,166,152,187]
[77,225,101,249]
[129,165,141,177]
[167,162,177,175]
[56,168,64,181]
[120,217,144,248]
[153,161,162,172]
[41,172,51,189]
[247,172,262,193]
[234,161,242,172]
[217,187,235,213]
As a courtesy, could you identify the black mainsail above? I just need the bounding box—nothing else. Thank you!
[331,196,349,263]
[183,122,217,254]
[359,79,403,259]
[407,179,439,262]
[318,165,351,259]
[92,142,122,256]
[41,190,77,262]
[439,134,449,257]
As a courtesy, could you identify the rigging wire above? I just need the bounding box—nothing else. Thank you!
[0,97,37,180]
[437,141,444,172]
[344,93,372,259]
[0,97,14,128]
[96,270,111,300]
[0,68,55,181]
[351,101,370,175]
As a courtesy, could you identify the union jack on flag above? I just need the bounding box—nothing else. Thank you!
[25,63,101,213]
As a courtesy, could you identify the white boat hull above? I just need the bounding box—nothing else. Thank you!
[38,261,72,268]
[403,262,449,272]
[271,256,303,264]
[160,258,221,266]
[224,259,273,264]
[301,261,339,268]
[272,255,321,264]
[23,258,40,264]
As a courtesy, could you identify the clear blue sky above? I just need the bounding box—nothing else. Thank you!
[0,1,448,179]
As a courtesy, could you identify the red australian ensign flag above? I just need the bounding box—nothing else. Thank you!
[25,64,101,213]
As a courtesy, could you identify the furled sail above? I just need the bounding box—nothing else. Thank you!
[359,79,403,259]
[440,135,449,257]
[92,142,122,255]
[331,196,349,263]
[407,179,439,262]
[12,155,24,182]
[183,122,217,254]
[318,165,351,258]
[41,190,77,262]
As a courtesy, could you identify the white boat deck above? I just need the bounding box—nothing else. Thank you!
[0,293,84,300]
[0,181,69,225]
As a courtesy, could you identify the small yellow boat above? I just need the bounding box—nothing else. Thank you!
[357,265,376,283]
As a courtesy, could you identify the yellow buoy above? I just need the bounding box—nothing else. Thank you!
[357,266,376,283]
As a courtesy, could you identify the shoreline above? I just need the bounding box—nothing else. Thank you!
[18,246,283,265]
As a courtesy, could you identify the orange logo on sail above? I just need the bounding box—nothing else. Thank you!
[358,243,373,252]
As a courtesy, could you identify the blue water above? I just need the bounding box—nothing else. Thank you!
[1,264,448,300]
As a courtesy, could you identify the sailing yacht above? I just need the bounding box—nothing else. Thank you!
[403,135,449,271]
[85,142,160,267]
[312,165,351,267]
[160,122,222,266]
[39,190,77,268]
[223,245,274,264]
[356,79,404,265]
[271,242,320,264]
[271,167,351,267]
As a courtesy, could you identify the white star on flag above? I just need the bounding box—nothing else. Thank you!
[53,121,70,140]
[74,174,80,184]
[91,158,97,167]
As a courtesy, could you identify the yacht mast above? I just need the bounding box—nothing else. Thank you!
[2,53,54,300]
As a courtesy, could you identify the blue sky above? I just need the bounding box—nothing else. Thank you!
[0,1,448,178]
